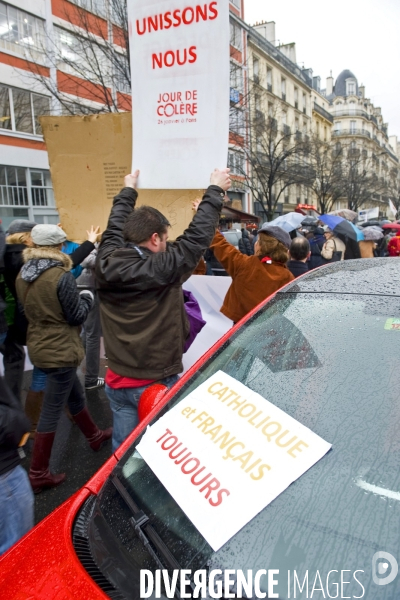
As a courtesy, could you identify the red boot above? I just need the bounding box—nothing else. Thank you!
[29,432,66,494]
[72,407,112,451]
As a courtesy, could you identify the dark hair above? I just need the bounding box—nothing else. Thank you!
[122,206,170,244]
[290,237,310,261]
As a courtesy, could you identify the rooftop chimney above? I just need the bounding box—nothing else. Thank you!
[326,74,334,96]
[253,21,276,44]
[279,42,296,64]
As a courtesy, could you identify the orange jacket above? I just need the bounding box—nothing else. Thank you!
[210,231,294,323]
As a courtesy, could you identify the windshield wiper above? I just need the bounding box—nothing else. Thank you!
[111,474,188,597]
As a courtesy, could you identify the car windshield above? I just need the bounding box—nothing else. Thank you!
[100,292,400,599]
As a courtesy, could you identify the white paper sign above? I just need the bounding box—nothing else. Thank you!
[127,0,230,188]
[137,371,331,551]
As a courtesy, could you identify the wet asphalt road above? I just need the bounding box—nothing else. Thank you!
[20,358,113,525]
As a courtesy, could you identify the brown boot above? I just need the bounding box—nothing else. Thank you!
[72,407,112,452]
[29,432,66,494]
[24,390,44,439]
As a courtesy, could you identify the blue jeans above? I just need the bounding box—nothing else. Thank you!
[106,375,179,452]
[0,465,34,555]
[31,366,47,392]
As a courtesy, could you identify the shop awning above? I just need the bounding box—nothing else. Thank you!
[221,206,260,224]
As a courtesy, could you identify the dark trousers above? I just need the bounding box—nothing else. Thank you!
[81,291,101,387]
[36,367,86,433]
[2,334,25,401]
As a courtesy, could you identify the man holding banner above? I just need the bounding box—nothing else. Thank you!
[96,168,231,450]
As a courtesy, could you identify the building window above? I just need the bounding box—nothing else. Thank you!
[0,85,50,136]
[54,26,111,84]
[230,20,242,51]
[0,2,45,58]
[302,93,307,114]
[230,62,243,94]
[349,101,356,115]
[350,120,356,133]
[335,121,342,133]
[228,150,244,175]
[266,67,272,92]
[229,106,245,136]
[0,167,27,206]
[30,171,55,207]
[347,80,356,96]
[230,0,241,7]
[281,78,286,101]
[0,167,57,230]
[253,56,259,84]
[71,0,107,18]
[294,87,298,109]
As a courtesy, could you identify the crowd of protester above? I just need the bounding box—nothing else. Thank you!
[1,167,399,556]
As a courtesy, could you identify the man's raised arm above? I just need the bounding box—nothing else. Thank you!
[98,171,140,259]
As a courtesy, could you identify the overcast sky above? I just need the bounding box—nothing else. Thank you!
[243,0,400,142]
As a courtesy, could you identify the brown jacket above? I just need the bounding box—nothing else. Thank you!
[16,248,90,368]
[210,232,294,323]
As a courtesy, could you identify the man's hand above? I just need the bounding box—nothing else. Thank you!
[192,198,201,212]
[210,168,231,192]
[124,170,140,189]
[87,225,100,244]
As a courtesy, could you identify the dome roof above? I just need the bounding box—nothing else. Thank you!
[334,69,358,97]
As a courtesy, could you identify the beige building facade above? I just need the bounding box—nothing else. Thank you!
[247,22,317,217]
[326,70,399,216]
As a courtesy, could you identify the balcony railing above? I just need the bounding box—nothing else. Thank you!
[282,124,291,135]
[313,102,334,123]
[267,83,272,93]
[0,185,28,207]
[282,93,286,102]
[253,74,260,85]
[332,129,371,139]
[333,108,382,127]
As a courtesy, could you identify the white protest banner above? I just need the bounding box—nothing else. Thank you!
[388,199,397,218]
[127,0,230,189]
[182,275,233,374]
[137,371,331,551]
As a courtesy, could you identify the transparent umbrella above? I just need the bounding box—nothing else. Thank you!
[271,212,305,233]
[363,227,383,241]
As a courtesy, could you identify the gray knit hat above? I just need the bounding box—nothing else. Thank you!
[8,219,37,235]
[31,224,67,246]
[257,224,292,249]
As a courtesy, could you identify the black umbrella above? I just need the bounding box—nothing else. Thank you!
[360,220,381,228]
[301,216,318,227]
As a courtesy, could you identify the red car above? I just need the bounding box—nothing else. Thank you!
[1,259,400,599]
